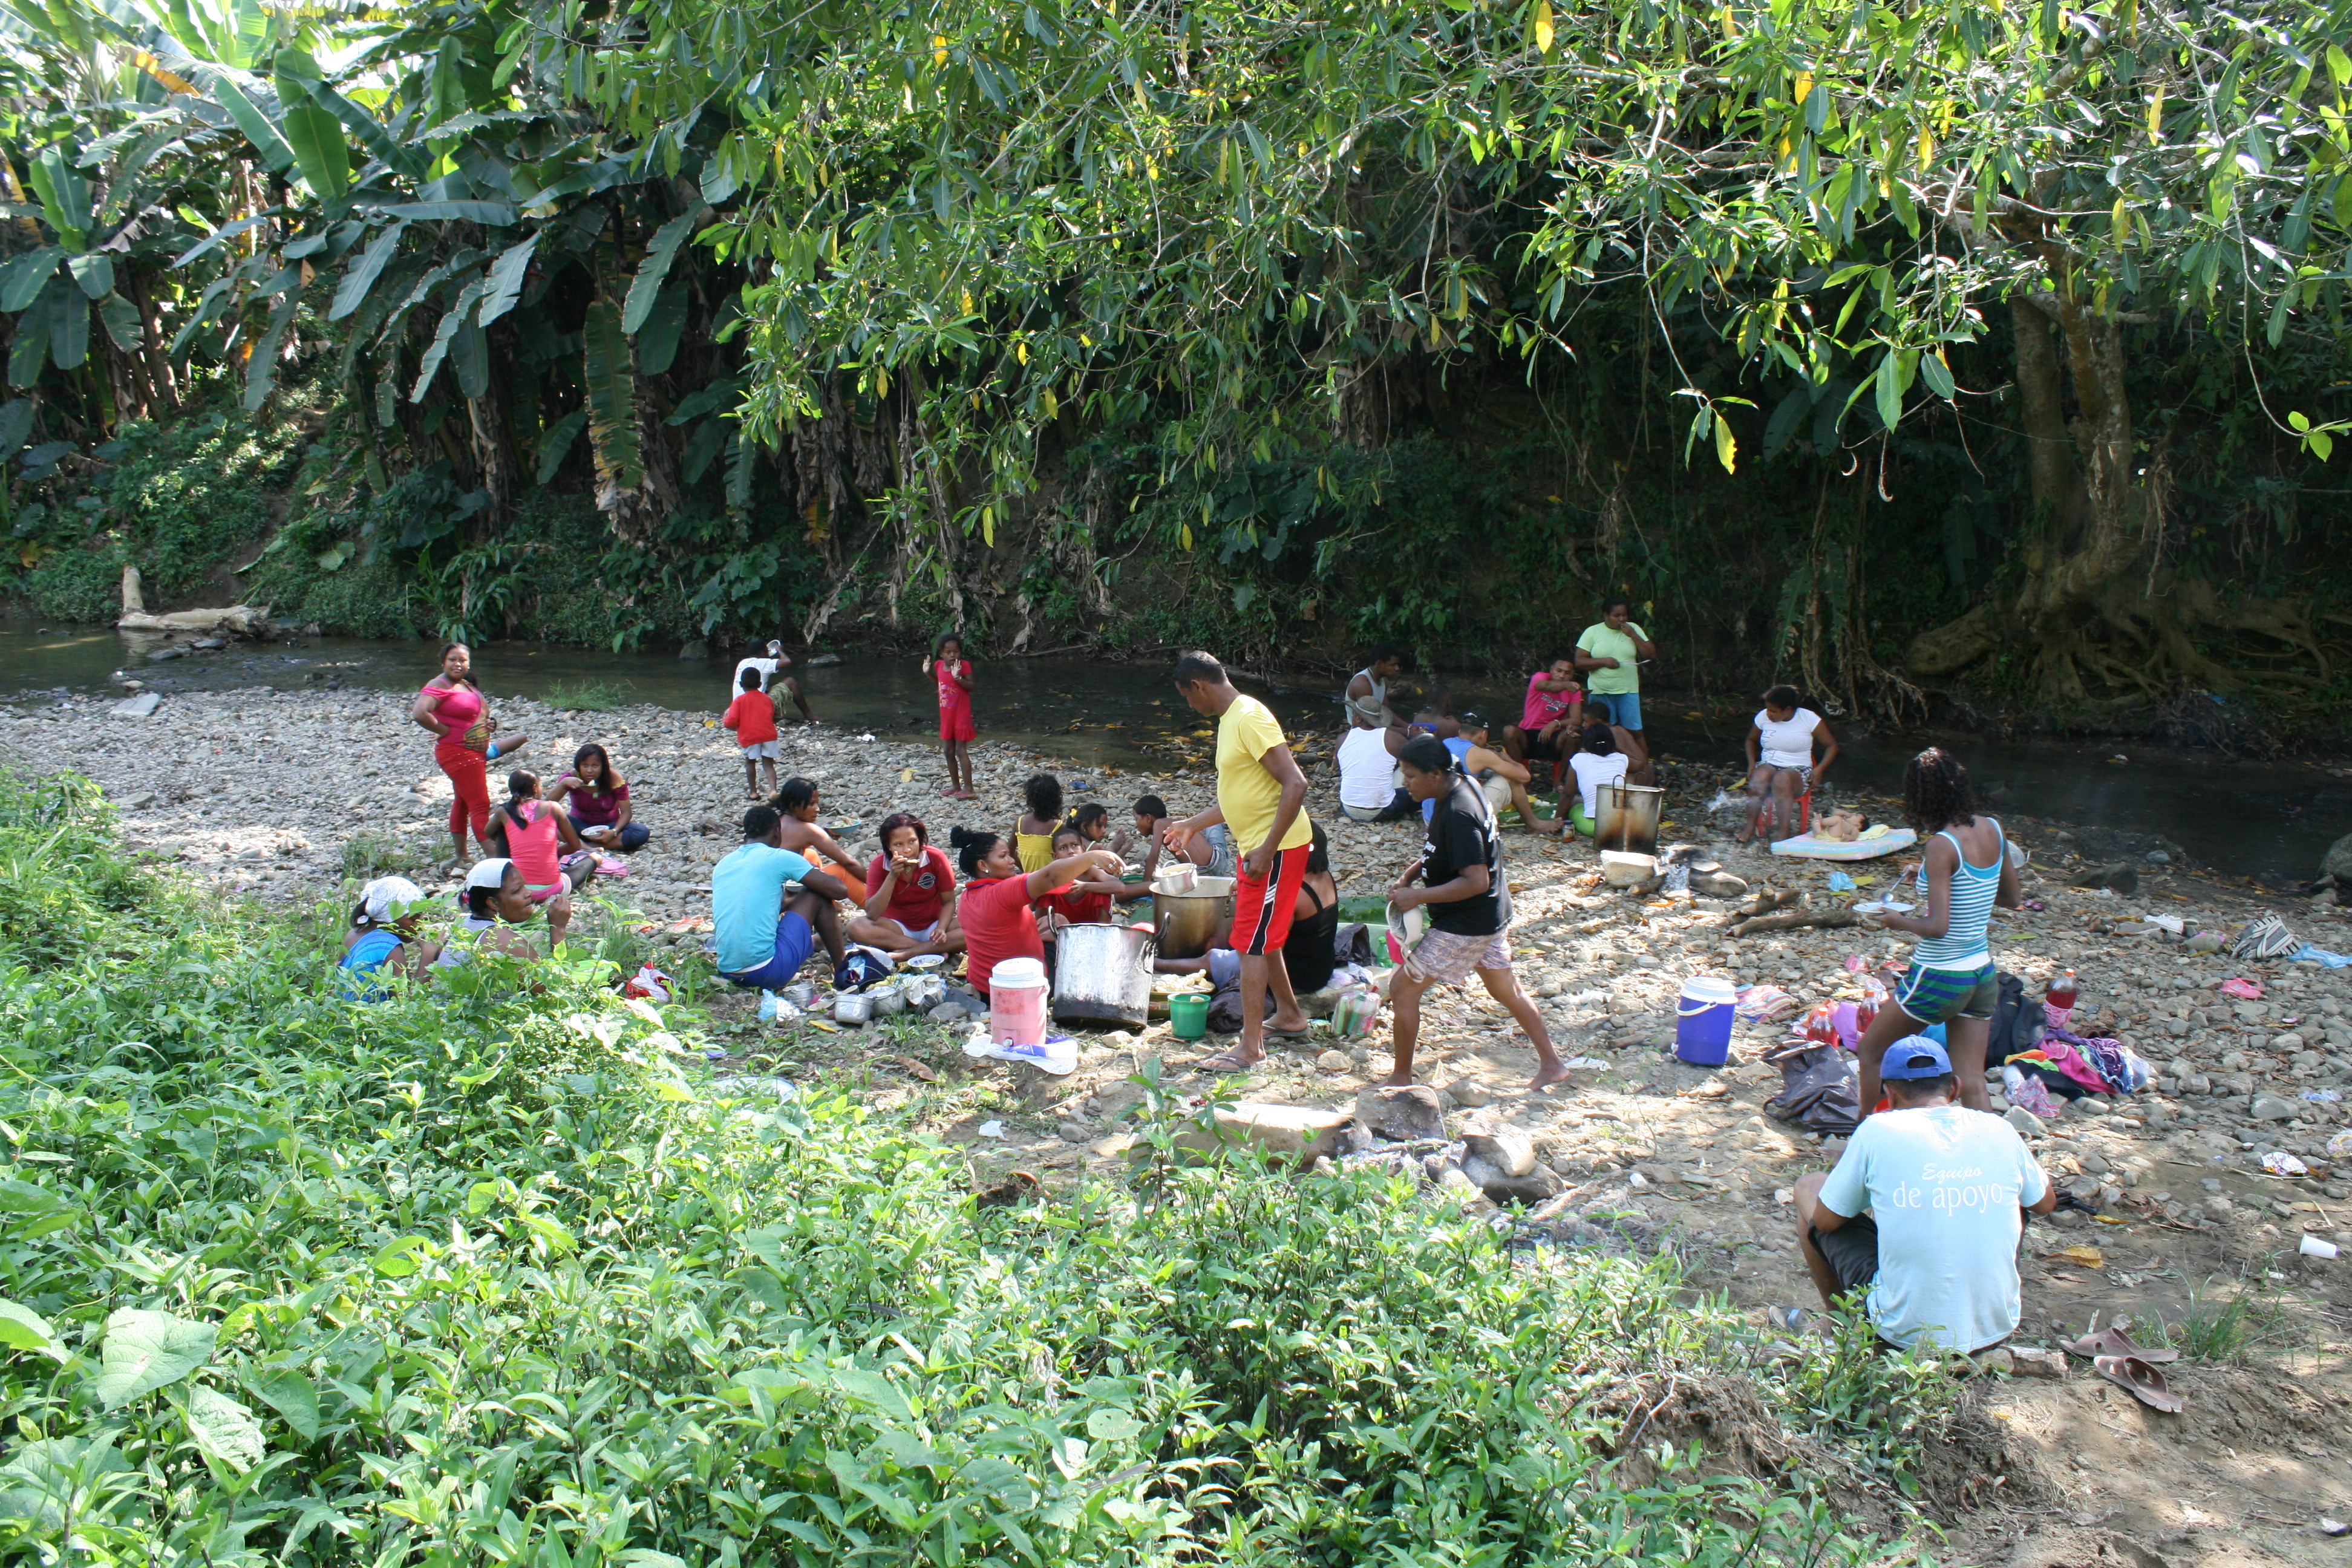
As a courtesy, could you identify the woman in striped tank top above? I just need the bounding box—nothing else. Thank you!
[1852,748,2020,1118]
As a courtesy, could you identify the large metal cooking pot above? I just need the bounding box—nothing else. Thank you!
[1151,874,1234,960]
[1593,779,1665,855]
[1052,923,1156,1027]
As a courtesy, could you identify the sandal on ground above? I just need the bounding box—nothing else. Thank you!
[2093,1354,2183,1413]
[1266,1022,1315,1039]
[1192,1048,1260,1073]
[2065,1325,2177,1365]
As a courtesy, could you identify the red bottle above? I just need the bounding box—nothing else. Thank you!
[2046,970,2079,1011]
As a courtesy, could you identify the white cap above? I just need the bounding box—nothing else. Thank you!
[464,858,515,891]
[356,875,425,925]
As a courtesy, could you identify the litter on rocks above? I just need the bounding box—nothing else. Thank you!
[977,1120,1006,1138]
[2263,1151,2311,1177]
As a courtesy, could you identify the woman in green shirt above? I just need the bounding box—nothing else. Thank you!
[1575,595,1657,780]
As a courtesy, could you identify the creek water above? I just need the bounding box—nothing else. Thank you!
[1,624,2343,883]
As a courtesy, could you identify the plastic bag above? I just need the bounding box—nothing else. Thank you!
[622,964,675,1003]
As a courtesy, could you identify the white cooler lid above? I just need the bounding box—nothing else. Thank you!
[992,957,1047,987]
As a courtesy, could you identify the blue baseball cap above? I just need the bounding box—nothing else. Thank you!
[1881,1036,1954,1080]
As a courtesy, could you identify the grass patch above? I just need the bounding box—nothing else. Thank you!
[541,678,627,711]
[0,771,1945,1566]
[2155,1273,2299,1362]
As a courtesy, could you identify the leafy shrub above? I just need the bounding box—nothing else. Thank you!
[0,772,1933,1567]
[543,678,626,711]
[21,546,124,623]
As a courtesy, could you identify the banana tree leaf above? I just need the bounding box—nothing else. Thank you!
[275,48,425,181]
[329,222,405,320]
[451,315,489,399]
[279,94,349,200]
[29,148,90,252]
[0,248,60,313]
[410,277,485,402]
[622,211,699,333]
[8,325,45,388]
[633,277,688,376]
[172,214,273,269]
[583,298,641,503]
[243,292,297,410]
[376,348,399,428]
[0,400,32,462]
[96,292,142,351]
[47,280,88,370]
[534,407,587,486]
[374,201,518,226]
[474,234,535,327]
[67,253,113,299]
[724,428,757,514]
[209,76,296,175]
[681,415,726,483]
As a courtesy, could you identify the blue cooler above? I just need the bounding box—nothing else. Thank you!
[1675,976,1739,1067]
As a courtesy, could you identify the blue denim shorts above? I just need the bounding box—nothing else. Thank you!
[1587,690,1642,731]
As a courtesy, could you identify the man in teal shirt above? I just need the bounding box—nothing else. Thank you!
[712,805,848,989]
[1574,595,1657,780]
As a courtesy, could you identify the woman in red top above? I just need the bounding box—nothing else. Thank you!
[924,633,978,800]
[946,827,1121,998]
[863,813,962,952]
[411,643,529,869]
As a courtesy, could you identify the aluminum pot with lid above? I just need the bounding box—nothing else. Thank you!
[1152,875,1234,960]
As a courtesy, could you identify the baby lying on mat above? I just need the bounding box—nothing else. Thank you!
[1814,809,1872,842]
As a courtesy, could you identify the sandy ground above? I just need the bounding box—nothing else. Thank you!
[11,679,2352,1565]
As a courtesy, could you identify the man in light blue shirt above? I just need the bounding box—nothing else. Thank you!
[1795,1037,2055,1353]
[711,806,848,990]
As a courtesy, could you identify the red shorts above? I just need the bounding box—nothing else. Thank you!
[1231,841,1310,955]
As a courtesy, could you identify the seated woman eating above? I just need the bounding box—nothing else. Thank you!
[486,770,597,944]
[773,776,938,955]
[549,743,649,854]
[337,876,442,997]
[1737,684,1839,845]
[861,812,965,955]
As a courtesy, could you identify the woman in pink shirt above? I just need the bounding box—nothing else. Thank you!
[487,770,596,943]
[411,643,528,869]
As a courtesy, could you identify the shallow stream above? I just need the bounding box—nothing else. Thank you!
[1,624,2342,883]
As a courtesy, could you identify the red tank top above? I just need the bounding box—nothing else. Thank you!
[503,800,561,886]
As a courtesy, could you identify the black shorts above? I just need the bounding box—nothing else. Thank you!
[1524,730,1566,763]
[1806,1214,1880,1295]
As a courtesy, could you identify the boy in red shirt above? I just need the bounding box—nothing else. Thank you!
[722,667,780,799]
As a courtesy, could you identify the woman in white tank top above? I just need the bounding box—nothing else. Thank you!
[1738,683,1839,844]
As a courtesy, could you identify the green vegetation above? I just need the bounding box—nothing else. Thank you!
[541,679,628,713]
[7,0,2350,730]
[0,768,1956,1564]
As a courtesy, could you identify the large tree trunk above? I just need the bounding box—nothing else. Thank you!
[1907,272,2150,694]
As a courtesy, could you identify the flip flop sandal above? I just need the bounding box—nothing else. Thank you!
[2065,1326,2178,1365]
[1192,1050,1259,1074]
[1266,1024,1316,1039]
[2093,1354,2183,1413]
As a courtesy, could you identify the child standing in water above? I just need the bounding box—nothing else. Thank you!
[923,633,978,799]
[722,667,780,800]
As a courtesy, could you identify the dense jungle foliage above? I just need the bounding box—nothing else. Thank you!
[0,766,1965,1564]
[3,0,2351,735]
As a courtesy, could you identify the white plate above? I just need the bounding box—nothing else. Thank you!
[904,953,946,969]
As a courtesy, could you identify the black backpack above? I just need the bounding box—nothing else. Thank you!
[1986,971,2045,1063]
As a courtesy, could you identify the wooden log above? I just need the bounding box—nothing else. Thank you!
[1728,908,1860,938]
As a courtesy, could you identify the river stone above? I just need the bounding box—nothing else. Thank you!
[1315,1048,1353,1073]
[1172,1102,1353,1163]
[2004,1106,2045,1137]
[2253,1095,2301,1122]
[927,1002,967,1025]
[1462,1131,1538,1179]
[109,691,162,718]
[1357,1085,1448,1141]
[1448,1078,1495,1108]
[2275,1032,2308,1053]
[1460,1153,1563,1206]
[2183,1073,2212,1096]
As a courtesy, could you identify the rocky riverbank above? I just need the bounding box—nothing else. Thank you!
[11,681,2352,1562]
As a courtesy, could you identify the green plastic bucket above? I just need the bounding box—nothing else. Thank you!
[1169,992,1210,1039]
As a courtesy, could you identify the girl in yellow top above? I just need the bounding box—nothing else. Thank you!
[1012,773,1063,873]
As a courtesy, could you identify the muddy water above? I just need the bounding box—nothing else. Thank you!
[1,624,2343,881]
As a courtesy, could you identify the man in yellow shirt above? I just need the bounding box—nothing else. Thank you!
[1165,650,1314,1071]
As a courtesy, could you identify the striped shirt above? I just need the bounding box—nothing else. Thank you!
[1913,821,2005,970]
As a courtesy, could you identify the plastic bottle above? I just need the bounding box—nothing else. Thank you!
[2045,970,2079,1010]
